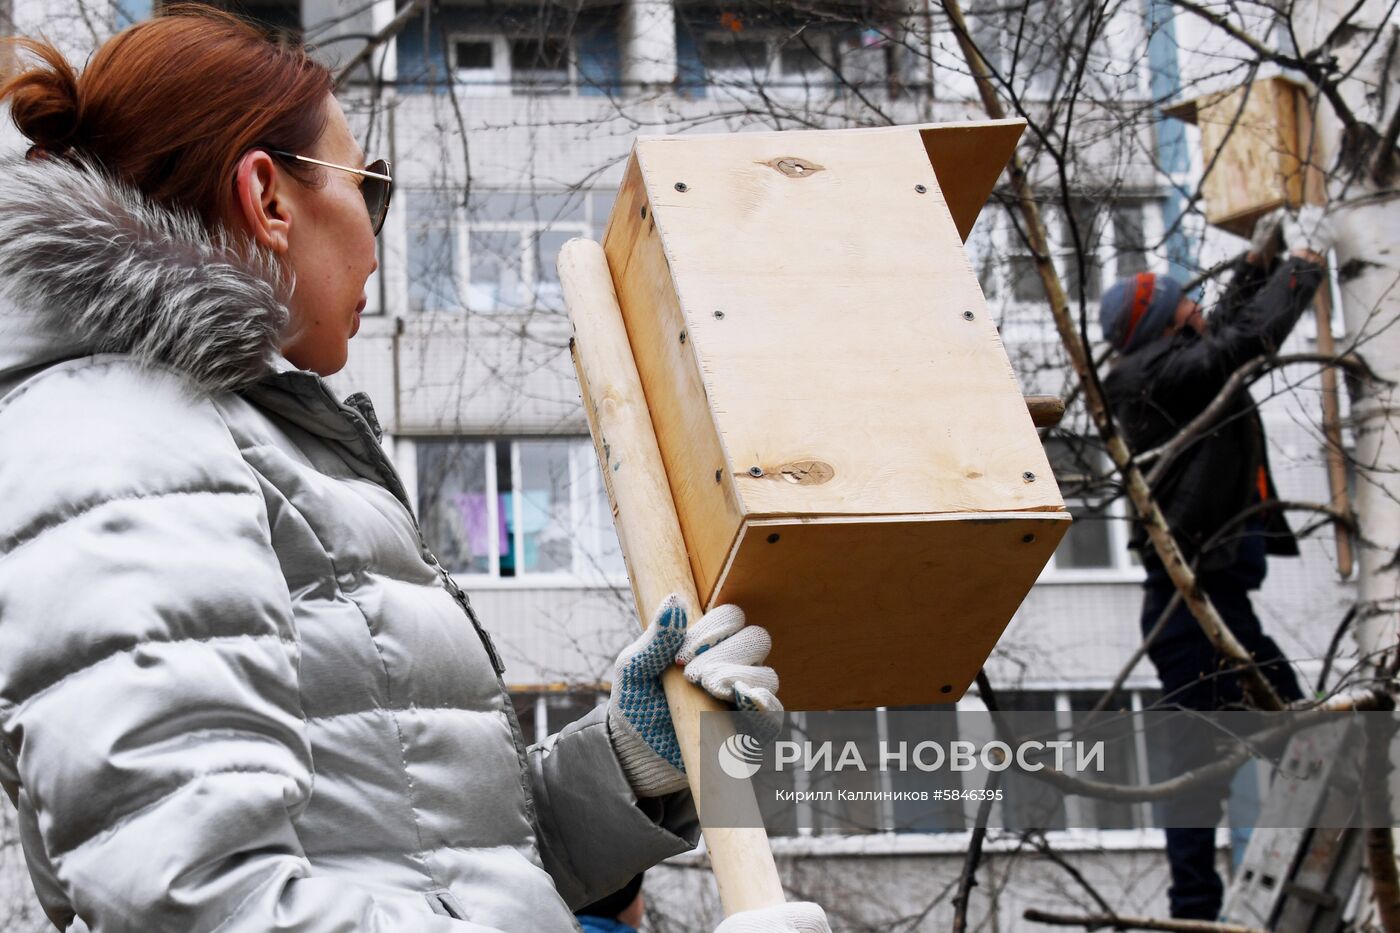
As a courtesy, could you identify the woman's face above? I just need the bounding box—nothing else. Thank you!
[232,93,379,376]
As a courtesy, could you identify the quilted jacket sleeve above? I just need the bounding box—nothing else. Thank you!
[527,704,700,908]
[0,360,497,933]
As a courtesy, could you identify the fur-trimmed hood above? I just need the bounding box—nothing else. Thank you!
[0,153,291,395]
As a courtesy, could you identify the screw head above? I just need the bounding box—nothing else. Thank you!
[1023,471,1037,483]
[963,310,975,321]
[674,182,688,192]
[766,533,781,544]
[640,205,647,219]
[714,310,725,320]
[715,469,723,483]
[679,330,687,344]
[748,466,764,477]
[1022,533,1036,543]
[940,684,953,694]
[915,184,928,194]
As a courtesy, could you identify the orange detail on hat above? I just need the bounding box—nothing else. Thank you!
[1122,273,1157,347]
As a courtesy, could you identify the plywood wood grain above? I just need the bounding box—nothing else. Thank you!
[1190,77,1306,237]
[711,512,1071,709]
[634,128,1060,524]
[602,155,746,601]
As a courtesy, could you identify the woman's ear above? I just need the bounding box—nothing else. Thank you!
[233,150,292,254]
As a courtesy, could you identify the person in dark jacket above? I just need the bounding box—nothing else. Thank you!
[1099,206,1334,920]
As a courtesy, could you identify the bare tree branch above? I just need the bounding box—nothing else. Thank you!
[1024,907,1266,931]
[331,0,427,91]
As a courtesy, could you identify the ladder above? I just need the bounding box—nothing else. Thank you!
[1220,722,1366,931]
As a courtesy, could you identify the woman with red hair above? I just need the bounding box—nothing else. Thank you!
[0,8,824,931]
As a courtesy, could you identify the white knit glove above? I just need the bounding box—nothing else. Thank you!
[1248,207,1288,255]
[607,594,781,797]
[1282,204,1336,256]
[714,902,831,933]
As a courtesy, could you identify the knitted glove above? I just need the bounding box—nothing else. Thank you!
[1282,204,1336,257]
[714,902,831,933]
[607,594,781,797]
[1248,207,1288,256]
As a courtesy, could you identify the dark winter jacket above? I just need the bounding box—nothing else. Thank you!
[1103,255,1325,577]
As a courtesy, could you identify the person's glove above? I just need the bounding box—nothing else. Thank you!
[714,902,832,932]
[1248,207,1288,256]
[1282,204,1336,257]
[607,594,781,797]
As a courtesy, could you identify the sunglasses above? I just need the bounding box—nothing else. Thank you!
[269,150,394,236]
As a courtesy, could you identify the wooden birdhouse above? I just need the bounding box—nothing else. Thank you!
[596,122,1070,710]
[1165,76,1313,237]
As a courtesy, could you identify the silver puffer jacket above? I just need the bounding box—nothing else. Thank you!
[0,155,697,932]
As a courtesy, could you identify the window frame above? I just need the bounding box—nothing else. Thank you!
[447,31,580,97]
[937,2,1148,102]
[404,188,611,315]
[696,28,838,99]
[402,435,629,589]
[1038,435,1143,583]
[975,199,1156,314]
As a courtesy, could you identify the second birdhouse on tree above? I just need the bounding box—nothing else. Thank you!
[598,123,1070,709]
[1165,76,1315,236]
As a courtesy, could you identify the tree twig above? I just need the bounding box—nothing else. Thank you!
[952,669,1004,933]
[1082,589,1182,726]
[1024,830,1117,917]
[1318,605,1360,693]
[1023,907,1266,932]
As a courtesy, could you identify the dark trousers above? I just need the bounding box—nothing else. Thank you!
[1141,579,1303,920]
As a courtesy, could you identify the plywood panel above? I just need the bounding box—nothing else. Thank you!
[711,512,1071,709]
[602,154,746,603]
[635,129,1061,523]
[917,121,1025,242]
[1195,77,1305,237]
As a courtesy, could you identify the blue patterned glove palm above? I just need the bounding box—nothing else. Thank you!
[607,594,780,797]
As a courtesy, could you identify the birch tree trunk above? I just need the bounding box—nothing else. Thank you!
[1293,0,1400,674]
[1294,2,1400,926]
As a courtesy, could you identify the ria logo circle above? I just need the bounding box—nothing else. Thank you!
[717,732,764,779]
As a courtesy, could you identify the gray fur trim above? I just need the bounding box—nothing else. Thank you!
[0,154,291,393]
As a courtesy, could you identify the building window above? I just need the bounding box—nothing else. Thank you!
[887,704,965,833]
[954,0,1144,101]
[995,690,1158,832]
[404,189,614,314]
[449,33,576,95]
[509,688,607,745]
[961,1,1060,100]
[406,189,460,315]
[412,436,625,584]
[1041,435,1138,578]
[761,690,1160,839]
[975,199,1154,316]
[696,29,836,97]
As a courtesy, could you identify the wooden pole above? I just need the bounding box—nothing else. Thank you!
[559,237,788,916]
[1296,85,1355,579]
